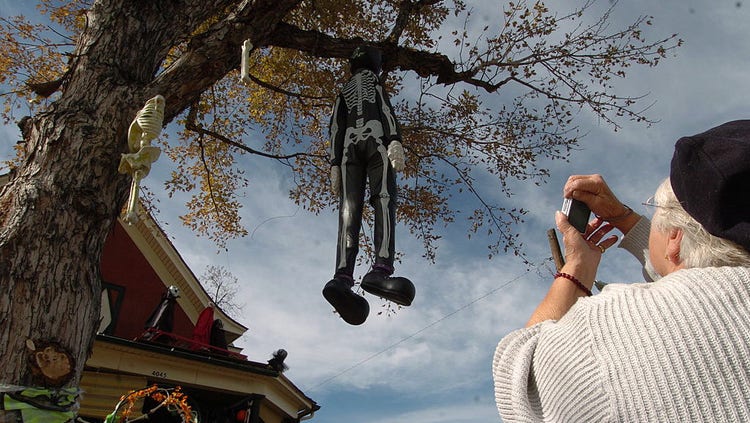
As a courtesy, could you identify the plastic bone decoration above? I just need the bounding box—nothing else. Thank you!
[240,39,253,84]
[118,95,165,224]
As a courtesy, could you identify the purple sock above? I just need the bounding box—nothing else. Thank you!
[372,263,394,275]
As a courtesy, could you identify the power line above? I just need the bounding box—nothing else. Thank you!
[249,206,301,240]
[308,259,549,391]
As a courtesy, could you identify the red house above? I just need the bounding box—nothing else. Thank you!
[78,204,318,422]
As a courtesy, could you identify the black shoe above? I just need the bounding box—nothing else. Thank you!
[322,278,370,325]
[361,270,415,306]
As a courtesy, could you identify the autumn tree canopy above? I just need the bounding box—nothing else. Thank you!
[1,0,680,260]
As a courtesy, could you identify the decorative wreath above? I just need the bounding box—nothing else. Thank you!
[105,385,197,423]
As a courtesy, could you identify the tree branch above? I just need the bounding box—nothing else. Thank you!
[266,22,514,91]
[151,0,304,122]
[242,71,328,104]
[184,107,325,161]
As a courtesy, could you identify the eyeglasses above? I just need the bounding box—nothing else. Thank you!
[641,195,671,217]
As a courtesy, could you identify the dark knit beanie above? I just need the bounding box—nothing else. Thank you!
[670,120,750,251]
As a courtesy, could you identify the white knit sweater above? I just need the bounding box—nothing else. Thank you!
[493,218,750,422]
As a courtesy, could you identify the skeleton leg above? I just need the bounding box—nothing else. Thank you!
[123,169,144,225]
[325,151,371,326]
[360,145,414,307]
[368,141,397,268]
[335,161,367,277]
[118,146,160,224]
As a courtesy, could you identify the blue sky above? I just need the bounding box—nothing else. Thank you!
[1,1,749,422]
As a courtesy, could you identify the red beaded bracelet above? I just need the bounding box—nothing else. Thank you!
[555,272,592,296]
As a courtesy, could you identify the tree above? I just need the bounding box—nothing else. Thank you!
[201,265,244,318]
[0,0,679,397]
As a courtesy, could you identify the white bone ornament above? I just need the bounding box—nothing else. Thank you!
[240,40,253,84]
[387,140,405,172]
[330,165,341,196]
[118,95,165,225]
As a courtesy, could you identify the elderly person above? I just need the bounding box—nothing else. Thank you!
[493,120,750,422]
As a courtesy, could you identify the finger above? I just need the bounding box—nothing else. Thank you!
[555,210,577,236]
[599,235,619,250]
[564,175,598,196]
[585,217,616,240]
[564,174,586,186]
[584,216,606,236]
[588,222,616,241]
[570,189,601,208]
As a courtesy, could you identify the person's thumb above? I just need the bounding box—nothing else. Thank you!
[555,210,573,234]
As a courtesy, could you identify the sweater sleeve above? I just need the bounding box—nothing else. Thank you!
[493,323,546,422]
[617,216,658,282]
[617,216,650,262]
[493,303,609,422]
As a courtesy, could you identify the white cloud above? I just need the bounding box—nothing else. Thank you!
[366,401,500,423]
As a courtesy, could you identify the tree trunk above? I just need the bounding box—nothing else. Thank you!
[0,0,172,388]
[0,0,303,391]
[0,108,122,386]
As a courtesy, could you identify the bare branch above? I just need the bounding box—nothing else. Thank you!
[184,107,325,162]
[242,71,329,104]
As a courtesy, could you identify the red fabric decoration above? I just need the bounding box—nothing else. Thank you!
[192,306,214,345]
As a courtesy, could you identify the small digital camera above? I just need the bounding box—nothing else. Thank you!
[562,198,591,233]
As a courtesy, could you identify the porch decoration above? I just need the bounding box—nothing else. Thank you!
[104,385,197,423]
[0,385,80,423]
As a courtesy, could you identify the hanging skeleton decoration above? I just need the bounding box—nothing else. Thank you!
[118,95,165,224]
[322,46,415,326]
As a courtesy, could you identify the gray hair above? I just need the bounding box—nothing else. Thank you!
[651,178,750,268]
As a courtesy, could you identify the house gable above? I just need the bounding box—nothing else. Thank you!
[104,212,247,343]
[100,221,195,339]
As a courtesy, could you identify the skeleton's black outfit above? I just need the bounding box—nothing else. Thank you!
[323,47,415,325]
[144,286,180,332]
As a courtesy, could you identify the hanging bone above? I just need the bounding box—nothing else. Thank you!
[118,95,165,224]
[240,39,254,84]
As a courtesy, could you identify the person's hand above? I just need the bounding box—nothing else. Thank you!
[556,212,618,282]
[387,140,405,172]
[564,174,639,233]
[525,213,619,326]
[563,174,627,218]
[330,166,341,196]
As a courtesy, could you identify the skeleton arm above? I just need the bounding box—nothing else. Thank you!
[329,95,346,195]
[375,84,405,172]
[375,84,402,144]
[329,95,346,166]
